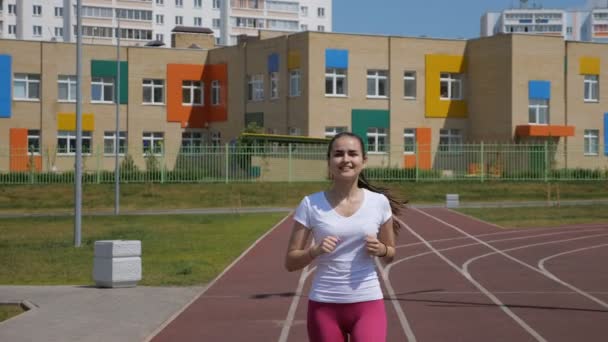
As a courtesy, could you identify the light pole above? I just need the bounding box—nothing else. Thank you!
[74,0,83,247]
[114,9,121,215]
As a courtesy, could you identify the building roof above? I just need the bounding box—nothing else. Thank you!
[171,26,214,34]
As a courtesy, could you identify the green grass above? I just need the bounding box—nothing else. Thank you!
[1,181,607,213]
[0,213,284,286]
[457,205,608,228]
[0,304,24,322]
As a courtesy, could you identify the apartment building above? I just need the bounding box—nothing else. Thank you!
[1,30,606,175]
[0,0,332,47]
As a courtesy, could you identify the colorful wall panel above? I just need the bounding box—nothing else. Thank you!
[528,81,551,99]
[579,57,600,75]
[325,49,348,69]
[605,113,608,156]
[288,51,301,69]
[403,128,431,170]
[351,109,389,149]
[57,113,95,131]
[425,54,467,118]
[9,128,41,172]
[268,53,279,73]
[0,54,11,118]
[91,60,128,104]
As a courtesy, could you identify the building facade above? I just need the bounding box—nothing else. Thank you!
[0,31,607,175]
[0,0,332,47]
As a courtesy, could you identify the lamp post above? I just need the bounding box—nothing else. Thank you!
[74,0,83,247]
[114,9,121,215]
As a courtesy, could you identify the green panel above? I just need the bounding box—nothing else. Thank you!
[245,112,264,128]
[351,109,390,146]
[91,60,128,104]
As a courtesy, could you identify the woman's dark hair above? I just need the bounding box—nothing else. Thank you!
[327,132,407,234]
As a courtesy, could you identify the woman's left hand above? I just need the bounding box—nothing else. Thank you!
[365,235,387,257]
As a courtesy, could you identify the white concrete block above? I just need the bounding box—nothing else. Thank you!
[94,240,141,258]
[93,240,142,288]
[446,194,460,208]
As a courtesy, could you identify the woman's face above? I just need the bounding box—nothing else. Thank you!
[328,136,366,181]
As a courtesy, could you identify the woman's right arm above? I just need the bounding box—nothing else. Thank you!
[284,221,316,272]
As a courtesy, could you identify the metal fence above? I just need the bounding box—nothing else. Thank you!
[1,142,607,184]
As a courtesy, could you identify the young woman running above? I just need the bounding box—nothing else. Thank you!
[285,132,405,342]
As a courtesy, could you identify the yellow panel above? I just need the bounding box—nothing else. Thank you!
[57,113,95,131]
[579,57,600,75]
[288,51,301,69]
[425,54,468,118]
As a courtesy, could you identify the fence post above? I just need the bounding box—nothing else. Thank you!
[544,141,549,182]
[288,143,293,183]
[415,143,419,182]
[96,146,101,184]
[225,143,229,184]
[161,145,166,184]
[480,141,485,183]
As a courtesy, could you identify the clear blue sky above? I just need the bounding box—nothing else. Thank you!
[333,0,604,39]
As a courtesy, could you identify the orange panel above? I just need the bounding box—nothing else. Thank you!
[417,128,432,170]
[9,128,29,172]
[515,125,575,137]
[403,155,416,168]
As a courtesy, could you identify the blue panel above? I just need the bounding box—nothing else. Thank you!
[267,53,279,73]
[0,55,11,118]
[604,113,608,156]
[529,80,551,100]
[325,49,349,69]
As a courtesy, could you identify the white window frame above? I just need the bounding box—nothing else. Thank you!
[54,27,63,37]
[366,127,388,154]
[212,18,220,28]
[181,131,203,153]
[404,71,416,99]
[104,131,127,155]
[584,75,599,102]
[317,25,325,32]
[211,131,221,146]
[57,131,92,155]
[528,99,549,125]
[403,129,416,154]
[213,0,220,9]
[194,0,202,8]
[58,75,77,102]
[156,0,164,4]
[211,80,221,105]
[194,17,202,26]
[91,77,115,103]
[324,126,347,138]
[301,6,308,16]
[142,132,164,156]
[156,14,164,24]
[27,130,41,155]
[33,5,42,16]
[54,7,63,17]
[317,7,325,17]
[440,72,463,100]
[8,25,17,35]
[142,79,164,105]
[270,72,279,99]
[439,129,463,152]
[248,74,264,101]
[325,68,347,96]
[33,25,42,37]
[182,80,203,106]
[156,33,164,42]
[367,70,388,98]
[13,73,40,101]
[175,0,183,7]
[289,127,301,136]
[175,16,183,25]
[289,69,301,97]
[584,129,599,156]
[8,4,17,15]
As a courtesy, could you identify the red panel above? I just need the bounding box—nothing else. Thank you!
[515,125,575,137]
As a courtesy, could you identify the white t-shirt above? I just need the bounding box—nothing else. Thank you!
[294,188,392,303]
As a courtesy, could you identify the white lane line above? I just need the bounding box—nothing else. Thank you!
[538,243,608,309]
[375,258,417,342]
[394,217,547,342]
[144,212,294,342]
[278,265,316,342]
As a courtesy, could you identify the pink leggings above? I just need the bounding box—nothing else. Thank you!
[307,299,386,342]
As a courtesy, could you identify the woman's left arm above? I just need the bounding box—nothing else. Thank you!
[377,217,396,264]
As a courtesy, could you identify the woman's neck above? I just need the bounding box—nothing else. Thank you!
[328,179,361,200]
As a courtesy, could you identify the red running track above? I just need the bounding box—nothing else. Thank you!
[149,208,608,341]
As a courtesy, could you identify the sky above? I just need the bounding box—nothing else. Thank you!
[333,0,608,39]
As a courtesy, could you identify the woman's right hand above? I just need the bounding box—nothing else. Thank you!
[311,236,340,257]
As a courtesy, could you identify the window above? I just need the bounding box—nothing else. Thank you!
[247,74,264,101]
[289,127,301,136]
[181,131,203,152]
[104,131,127,155]
[91,77,114,103]
[156,0,164,4]
[27,130,40,154]
[54,27,63,37]
[324,126,346,138]
[58,75,77,102]
[317,7,325,17]
[325,68,347,96]
[54,7,63,17]
[211,131,221,146]
[403,129,416,154]
[14,74,40,100]
[404,71,416,99]
[182,81,203,105]
[211,80,220,105]
[142,132,164,155]
[57,131,92,155]
[33,5,41,16]
[156,33,164,42]
[584,75,599,102]
[317,25,325,32]
[194,17,202,26]
[143,79,164,104]
[175,0,183,7]
[212,18,220,28]
[301,6,308,16]
[194,0,202,8]
[584,129,599,156]
[213,0,220,9]
[33,26,42,37]
[175,16,183,25]
[439,129,462,152]
[270,72,279,99]
[300,24,308,31]
[367,128,388,153]
[367,70,388,98]
[440,73,463,100]
[8,25,16,35]
[156,14,164,24]
[8,4,16,14]
[289,70,301,97]
[528,99,549,124]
